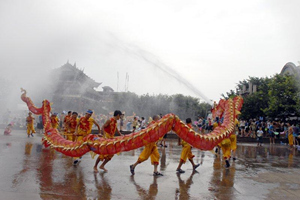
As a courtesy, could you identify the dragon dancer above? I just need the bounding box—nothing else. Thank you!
[73,110,101,165]
[229,120,239,161]
[176,118,200,173]
[213,119,232,168]
[130,115,164,176]
[220,138,232,168]
[65,112,78,141]
[50,113,59,129]
[93,110,123,172]
[26,112,35,137]
[63,111,72,131]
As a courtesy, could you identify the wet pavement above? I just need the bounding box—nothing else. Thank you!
[1,129,300,200]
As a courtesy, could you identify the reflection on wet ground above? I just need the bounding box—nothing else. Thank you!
[0,130,300,199]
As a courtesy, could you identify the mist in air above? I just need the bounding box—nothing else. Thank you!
[111,39,211,103]
[1,0,300,122]
[0,1,212,118]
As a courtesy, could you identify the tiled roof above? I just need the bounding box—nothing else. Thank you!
[55,62,101,88]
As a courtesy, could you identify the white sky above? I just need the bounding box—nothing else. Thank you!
[1,0,300,103]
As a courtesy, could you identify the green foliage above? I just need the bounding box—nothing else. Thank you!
[239,76,271,119]
[109,92,211,119]
[221,89,236,99]
[262,74,300,118]
[240,92,266,119]
[224,74,300,120]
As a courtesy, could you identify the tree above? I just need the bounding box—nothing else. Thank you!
[239,77,271,119]
[221,89,236,99]
[108,92,211,120]
[263,74,300,118]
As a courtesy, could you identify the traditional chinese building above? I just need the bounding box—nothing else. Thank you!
[51,62,114,113]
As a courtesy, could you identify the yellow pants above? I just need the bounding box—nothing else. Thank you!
[51,124,58,129]
[66,134,74,141]
[25,143,33,155]
[27,124,35,135]
[98,131,115,161]
[138,142,160,165]
[74,135,84,160]
[288,134,294,146]
[230,134,237,151]
[98,154,114,161]
[180,144,194,163]
[220,138,231,159]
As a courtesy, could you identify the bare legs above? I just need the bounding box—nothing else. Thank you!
[176,159,200,173]
[159,138,167,147]
[94,156,110,172]
[231,150,236,160]
[130,160,140,174]
[176,160,184,172]
[130,161,162,176]
[270,137,275,144]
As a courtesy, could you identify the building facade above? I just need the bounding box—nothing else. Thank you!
[51,62,114,113]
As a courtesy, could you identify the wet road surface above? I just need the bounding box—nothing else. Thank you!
[1,129,300,200]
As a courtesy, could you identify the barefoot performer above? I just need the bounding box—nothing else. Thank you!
[129,115,164,176]
[176,118,200,173]
[93,110,123,172]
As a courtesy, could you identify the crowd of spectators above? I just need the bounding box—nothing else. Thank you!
[3,109,300,148]
[193,115,300,146]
